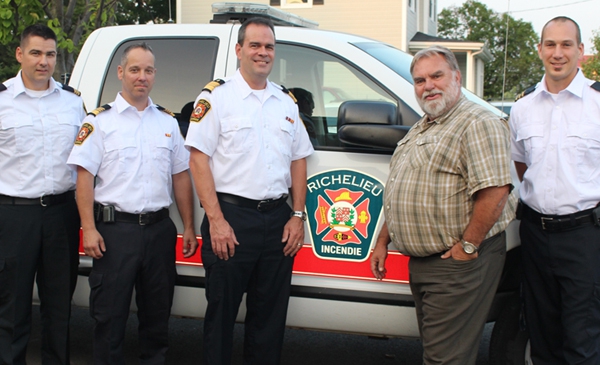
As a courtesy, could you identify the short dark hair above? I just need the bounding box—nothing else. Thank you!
[237,17,275,45]
[541,16,581,45]
[120,42,154,67]
[410,45,460,75]
[20,24,57,47]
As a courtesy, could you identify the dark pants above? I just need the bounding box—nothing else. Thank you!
[521,217,600,364]
[409,232,506,365]
[90,217,177,365]
[201,200,294,365]
[0,197,80,365]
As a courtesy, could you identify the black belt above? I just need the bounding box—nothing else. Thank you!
[0,191,74,206]
[520,202,598,232]
[217,192,287,212]
[94,204,169,225]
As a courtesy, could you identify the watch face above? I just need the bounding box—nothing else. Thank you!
[463,244,475,254]
[462,241,477,254]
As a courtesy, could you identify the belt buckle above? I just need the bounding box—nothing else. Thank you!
[257,200,269,212]
[40,195,48,207]
[541,217,553,230]
[139,214,147,225]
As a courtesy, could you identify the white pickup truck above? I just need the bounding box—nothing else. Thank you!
[68,4,527,364]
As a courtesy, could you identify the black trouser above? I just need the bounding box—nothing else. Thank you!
[201,200,294,365]
[521,216,600,364]
[90,217,177,365]
[0,197,80,365]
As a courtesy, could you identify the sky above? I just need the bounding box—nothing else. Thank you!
[437,0,599,54]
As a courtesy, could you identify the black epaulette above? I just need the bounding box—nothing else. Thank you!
[202,79,225,93]
[87,104,111,117]
[280,85,297,103]
[0,83,6,92]
[156,104,175,117]
[515,85,536,102]
[61,83,82,96]
[591,82,600,92]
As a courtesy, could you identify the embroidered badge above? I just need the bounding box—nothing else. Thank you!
[286,116,295,124]
[74,123,94,145]
[190,99,211,123]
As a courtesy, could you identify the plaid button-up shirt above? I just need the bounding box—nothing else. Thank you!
[384,95,517,257]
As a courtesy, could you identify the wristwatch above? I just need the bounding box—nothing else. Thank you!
[290,211,307,221]
[461,239,478,255]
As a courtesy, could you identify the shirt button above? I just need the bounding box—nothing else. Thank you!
[390,232,395,238]
[402,154,406,157]
[386,205,390,210]
[391,177,395,182]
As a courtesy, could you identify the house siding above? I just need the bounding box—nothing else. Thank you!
[178,0,412,50]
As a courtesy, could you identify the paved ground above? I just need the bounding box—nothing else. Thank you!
[26,304,493,364]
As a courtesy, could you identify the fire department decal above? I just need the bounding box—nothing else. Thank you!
[306,169,384,262]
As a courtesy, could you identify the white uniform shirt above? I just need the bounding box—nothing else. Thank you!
[510,70,600,215]
[67,93,189,214]
[0,72,85,198]
[185,70,314,200]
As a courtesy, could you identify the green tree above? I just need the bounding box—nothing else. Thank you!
[582,29,600,81]
[0,0,174,83]
[438,0,544,100]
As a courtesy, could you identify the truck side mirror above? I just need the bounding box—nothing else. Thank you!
[337,100,411,150]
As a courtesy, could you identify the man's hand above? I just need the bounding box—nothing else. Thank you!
[441,241,478,261]
[83,228,106,259]
[181,227,199,258]
[370,243,388,280]
[282,216,304,257]
[209,217,239,260]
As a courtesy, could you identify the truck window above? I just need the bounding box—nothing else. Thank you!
[270,43,398,149]
[99,38,218,136]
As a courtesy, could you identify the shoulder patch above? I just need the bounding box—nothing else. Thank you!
[87,104,111,117]
[0,83,6,92]
[61,84,81,96]
[515,85,536,102]
[190,99,211,123]
[202,79,225,93]
[280,85,297,103]
[591,82,600,92]
[156,104,175,117]
[74,122,94,145]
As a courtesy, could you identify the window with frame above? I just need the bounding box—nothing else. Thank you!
[268,43,398,149]
[99,38,218,137]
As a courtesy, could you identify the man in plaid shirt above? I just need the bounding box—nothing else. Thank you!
[370,45,516,365]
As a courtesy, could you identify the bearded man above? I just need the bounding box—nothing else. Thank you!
[370,45,517,365]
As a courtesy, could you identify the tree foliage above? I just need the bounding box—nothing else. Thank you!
[438,0,544,100]
[0,0,175,83]
[582,29,600,81]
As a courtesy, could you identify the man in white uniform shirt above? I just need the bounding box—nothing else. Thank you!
[186,17,313,365]
[67,42,198,364]
[510,16,600,364]
[0,24,85,365]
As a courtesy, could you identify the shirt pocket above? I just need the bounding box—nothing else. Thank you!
[104,137,137,167]
[408,135,439,170]
[0,114,36,154]
[153,137,174,177]
[566,123,600,183]
[220,117,255,154]
[277,118,295,158]
[515,124,545,165]
[54,113,82,151]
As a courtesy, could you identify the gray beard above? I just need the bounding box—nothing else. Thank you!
[417,80,460,120]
